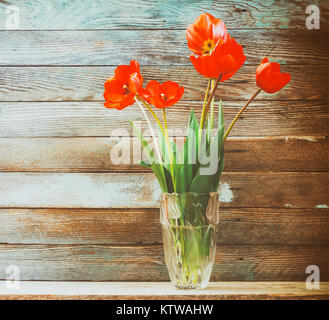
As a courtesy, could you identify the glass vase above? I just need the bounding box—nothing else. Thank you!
[160,192,219,289]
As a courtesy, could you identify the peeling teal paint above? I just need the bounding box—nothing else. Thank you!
[316,204,328,209]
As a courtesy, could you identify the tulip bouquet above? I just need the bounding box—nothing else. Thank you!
[103,13,290,289]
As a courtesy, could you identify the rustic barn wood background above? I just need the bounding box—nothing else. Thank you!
[0,0,328,282]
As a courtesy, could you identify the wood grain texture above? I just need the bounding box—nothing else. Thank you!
[0,0,327,286]
[0,101,327,137]
[0,65,327,102]
[0,282,328,300]
[0,30,327,66]
[0,244,327,281]
[0,0,327,30]
[0,172,327,208]
[0,208,327,245]
[0,137,327,172]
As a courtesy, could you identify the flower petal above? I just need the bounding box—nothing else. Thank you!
[104,79,126,102]
[104,101,121,109]
[161,81,180,100]
[190,54,221,78]
[145,80,161,96]
[130,60,140,74]
[114,65,133,82]
[149,95,166,109]
[128,72,143,93]
[214,38,246,74]
[212,18,229,45]
[166,86,184,107]
[114,60,141,83]
[138,87,151,100]
[119,92,135,109]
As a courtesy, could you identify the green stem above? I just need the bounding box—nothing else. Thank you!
[138,96,166,137]
[162,108,176,191]
[199,79,212,132]
[134,96,163,164]
[138,96,176,192]
[224,88,262,141]
[200,74,222,129]
[209,78,215,129]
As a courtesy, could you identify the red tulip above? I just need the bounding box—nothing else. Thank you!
[142,80,184,109]
[186,13,245,81]
[186,13,229,56]
[104,60,143,110]
[256,57,290,93]
[190,38,246,80]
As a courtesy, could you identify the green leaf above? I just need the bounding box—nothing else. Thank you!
[185,110,199,183]
[158,127,177,192]
[218,99,224,129]
[188,125,224,193]
[203,225,213,256]
[140,160,151,169]
[184,227,207,266]
[130,121,155,161]
[210,147,225,191]
[174,163,186,194]
[130,120,168,192]
[170,139,178,168]
[157,127,171,171]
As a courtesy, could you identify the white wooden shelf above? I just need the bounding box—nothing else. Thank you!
[0,281,328,300]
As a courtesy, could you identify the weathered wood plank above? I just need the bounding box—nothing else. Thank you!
[1,281,328,300]
[0,65,327,101]
[0,137,327,172]
[0,172,327,208]
[0,0,327,30]
[0,208,327,245]
[0,30,327,66]
[223,137,328,172]
[0,101,327,137]
[0,244,327,281]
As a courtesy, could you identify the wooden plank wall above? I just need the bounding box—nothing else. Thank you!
[0,0,328,281]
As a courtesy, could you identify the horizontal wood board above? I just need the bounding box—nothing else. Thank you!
[0,244,327,281]
[0,65,327,101]
[0,208,327,245]
[0,101,327,137]
[0,172,327,208]
[0,136,327,172]
[0,281,328,300]
[0,0,327,30]
[0,30,327,66]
